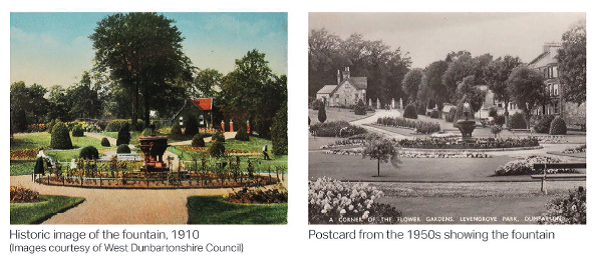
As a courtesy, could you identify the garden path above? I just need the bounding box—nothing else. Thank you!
[168,131,238,146]
[10,174,287,224]
[349,109,415,140]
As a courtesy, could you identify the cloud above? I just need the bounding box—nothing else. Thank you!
[10,26,37,43]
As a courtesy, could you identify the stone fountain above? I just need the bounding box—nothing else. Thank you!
[138,136,170,172]
[456,102,476,140]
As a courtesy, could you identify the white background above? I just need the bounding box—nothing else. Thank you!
[4,0,598,265]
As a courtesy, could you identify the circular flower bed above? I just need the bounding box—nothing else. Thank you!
[10,186,41,203]
[325,148,492,158]
[395,137,539,149]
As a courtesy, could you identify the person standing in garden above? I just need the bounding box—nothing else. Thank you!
[262,143,271,160]
[33,148,53,180]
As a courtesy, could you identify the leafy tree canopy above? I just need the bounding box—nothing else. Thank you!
[557,20,586,105]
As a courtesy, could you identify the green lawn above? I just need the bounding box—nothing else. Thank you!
[10,162,35,176]
[10,195,85,224]
[309,108,373,123]
[186,196,287,224]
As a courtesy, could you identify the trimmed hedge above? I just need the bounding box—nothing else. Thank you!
[116,123,131,146]
[354,99,367,115]
[429,110,440,119]
[309,121,367,137]
[534,115,555,133]
[509,112,527,130]
[79,146,99,160]
[100,137,111,147]
[549,116,567,135]
[170,122,182,137]
[376,116,441,134]
[71,124,84,137]
[208,139,225,158]
[403,104,418,119]
[234,126,250,141]
[212,131,226,142]
[105,119,143,132]
[50,122,73,149]
[116,144,131,154]
[192,133,206,147]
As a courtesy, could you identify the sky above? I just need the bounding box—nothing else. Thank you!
[10,12,288,88]
[309,13,586,69]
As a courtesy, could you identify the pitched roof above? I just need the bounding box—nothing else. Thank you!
[348,77,367,90]
[316,85,338,95]
[191,98,213,111]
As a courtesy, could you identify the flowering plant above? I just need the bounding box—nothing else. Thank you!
[10,186,40,203]
[494,156,577,176]
[308,177,399,224]
[539,186,586,224]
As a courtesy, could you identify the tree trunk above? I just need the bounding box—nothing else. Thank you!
[377,159,380,177]
[504,100,510,128]
[132,78,139,131]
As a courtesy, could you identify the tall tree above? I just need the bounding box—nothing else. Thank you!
[484,55,523,120]
[456,75,487,114]
[308,28,343,97]
[422,60,449,109]
[193,68,223,98]
[556,20,586,105]
[68,71,104,119]
[90,12,194,130]
[219,50,286,137]
[442,54,474,103]
[402,68,423,104]
[10,81,49,132]
[507,67,547,127]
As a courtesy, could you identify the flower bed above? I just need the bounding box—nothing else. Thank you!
[562,144,586,154]
[10,186,40,203]
[324,148,492,158]
[376,116,440,134]
[309,177,399,224]
[10,148,42,160]
[309,121,367,137]
[494,156,577,176]
[227,184,287,204]
[395,137,539,149]
[535,135,568,144]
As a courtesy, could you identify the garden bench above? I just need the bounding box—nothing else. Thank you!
[531,162,586,194]
[117,153,138,160]
[511,128,532,134]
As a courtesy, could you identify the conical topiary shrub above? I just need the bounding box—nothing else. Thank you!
[549,116,567,135]
[234,126,249,141]
[403,104,418,119]
[79,146,99,160]
[116,123,131,146]
[101,137,111,147]
[50,122,73,149]
[192,133,206,147]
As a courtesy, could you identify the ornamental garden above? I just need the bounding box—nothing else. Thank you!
[10,13,287,225]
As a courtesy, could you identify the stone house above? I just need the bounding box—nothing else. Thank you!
[316,67,367,107]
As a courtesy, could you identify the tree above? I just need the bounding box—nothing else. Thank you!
[556,20,586,105]
[422,60,449,109]
[193,68,223,98]
[507,67,547,128]
[68,71,104,120]
[318,102,327,123]
[484,55,523,121]
[402,68,423,103]
[308,28,344,97]
[442,54,474,103]
[271,103,288,155]
[90,12,194,130]
[218,50,287,137]
[456,75,486,114]
[362,138,401,177]
[10,81,49,132]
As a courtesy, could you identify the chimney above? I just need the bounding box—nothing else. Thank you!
[337,69,341,85]
[342,67,350,80]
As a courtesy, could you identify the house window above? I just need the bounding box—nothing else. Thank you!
[553,103,559,114]
[553,84,559,96]
[552,66,558,78]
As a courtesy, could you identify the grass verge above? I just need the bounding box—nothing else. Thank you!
[187,196,287,224]
[10,195,85,224]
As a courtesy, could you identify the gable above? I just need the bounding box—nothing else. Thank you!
[191,98,213,111]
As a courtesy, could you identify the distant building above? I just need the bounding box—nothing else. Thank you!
[528,42,586,127]
[529,42,563,116]
[171,98,214,128]
[316,67,367,107]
